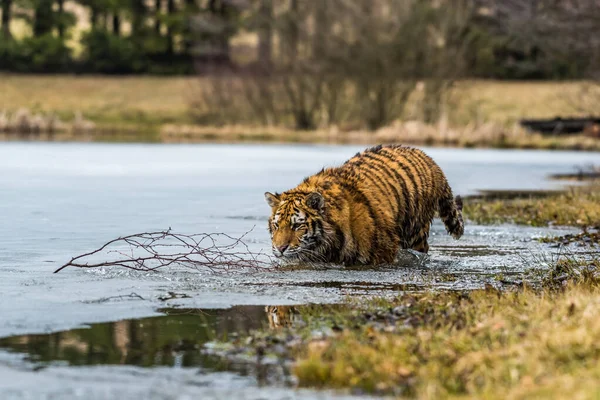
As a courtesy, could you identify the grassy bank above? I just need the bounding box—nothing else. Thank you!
[463,185,600,228]
[1,74,600,149]
[213,257,600,398]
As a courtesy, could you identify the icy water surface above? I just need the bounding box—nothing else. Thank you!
[1,143,599,399]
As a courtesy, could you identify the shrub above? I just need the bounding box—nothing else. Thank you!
[0,34,72,73]
[80,30,146,74]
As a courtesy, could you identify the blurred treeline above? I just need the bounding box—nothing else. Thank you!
[0,0,597,78]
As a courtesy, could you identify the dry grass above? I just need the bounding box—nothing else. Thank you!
[2,74,599,149]
[0,75,589,125]
[293,264,600,398]
[448,80,591,126]
[161,121,600,150]
[213,256,600,398]
[464,186,600,228]
[0,74,194,126]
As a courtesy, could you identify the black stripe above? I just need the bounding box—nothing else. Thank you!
[401,155,425,217]
[410,152,439,218]
[309,219,316,235]
[360,153,403,219]
[381,149,418,199]
[412,151,436,193]
[315,219,324,237]
[362,152,412,237]
[350,160,396,211]
[359,164,399,211]
[402,154,424,190]
[337,180,380,262]
[331,221,346,257]
[396,156,422,216]
[366,144,383,153]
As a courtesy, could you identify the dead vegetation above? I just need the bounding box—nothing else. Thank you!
[464,185,600,228]
[0,108,95,135]
[54,229,273,274]
[161,120,600,150]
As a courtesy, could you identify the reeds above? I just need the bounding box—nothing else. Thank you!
[0,108,95,134]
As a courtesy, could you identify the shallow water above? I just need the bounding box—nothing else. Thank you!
[1,142,599,399]
[0,306,270,368]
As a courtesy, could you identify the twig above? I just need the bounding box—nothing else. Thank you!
[83,292,146,304]
[55,228,275,274]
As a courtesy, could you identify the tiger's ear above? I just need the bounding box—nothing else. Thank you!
[264,192,280,208]
[305,192,324,211]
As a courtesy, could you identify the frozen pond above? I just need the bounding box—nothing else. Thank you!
[1,142,599,399]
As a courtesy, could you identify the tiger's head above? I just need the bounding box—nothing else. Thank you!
[264,191,326,261]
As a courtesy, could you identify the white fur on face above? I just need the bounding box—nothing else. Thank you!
[292,211,306,224]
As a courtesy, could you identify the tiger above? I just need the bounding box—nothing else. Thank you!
[264,144,463,265]
[264,305,298,329]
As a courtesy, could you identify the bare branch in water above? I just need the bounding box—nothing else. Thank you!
[54,228,274,274]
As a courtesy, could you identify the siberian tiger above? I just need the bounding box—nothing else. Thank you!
[265,144,463,265]
[264,305,297,329]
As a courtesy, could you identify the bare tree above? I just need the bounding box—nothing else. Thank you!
[192,0,474,130]
[1,0,13,39]
[257,0,273,69]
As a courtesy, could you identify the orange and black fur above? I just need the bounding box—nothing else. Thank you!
[265,145,463,265]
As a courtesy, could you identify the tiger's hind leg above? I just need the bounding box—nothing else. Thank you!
[410,224,430,254]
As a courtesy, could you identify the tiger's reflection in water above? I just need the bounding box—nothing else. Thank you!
[264,305,299,329]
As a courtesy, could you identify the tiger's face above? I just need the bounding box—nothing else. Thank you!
[264,191,326,261]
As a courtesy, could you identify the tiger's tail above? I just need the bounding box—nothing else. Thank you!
[438,189,464,240]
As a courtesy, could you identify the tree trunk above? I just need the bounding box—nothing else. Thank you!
[166,0,175,54]
[90,5,99,28]
[182,0,196,53]
[219,1,231,64]
[287,0,299,64]
[208,0,217,13]
[313,0,327,60]
[57,0,65,37]
[33,0,54,37]
[100,11,107,31]
[112,13,121,36]
[257,0,272,69]
[154,0,161,34]
[131,0,146,39]
[1,0,13,39]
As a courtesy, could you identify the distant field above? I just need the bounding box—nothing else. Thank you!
[0,74,194,126]
[1,74,590,128]
[447,80,590,126]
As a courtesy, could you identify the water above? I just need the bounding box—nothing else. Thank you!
[0,306,270,368]
[2,143,597,267]
[0,304,351,399]
[1,142,599,399]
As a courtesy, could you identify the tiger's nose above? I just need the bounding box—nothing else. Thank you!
[277,245,289,254]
